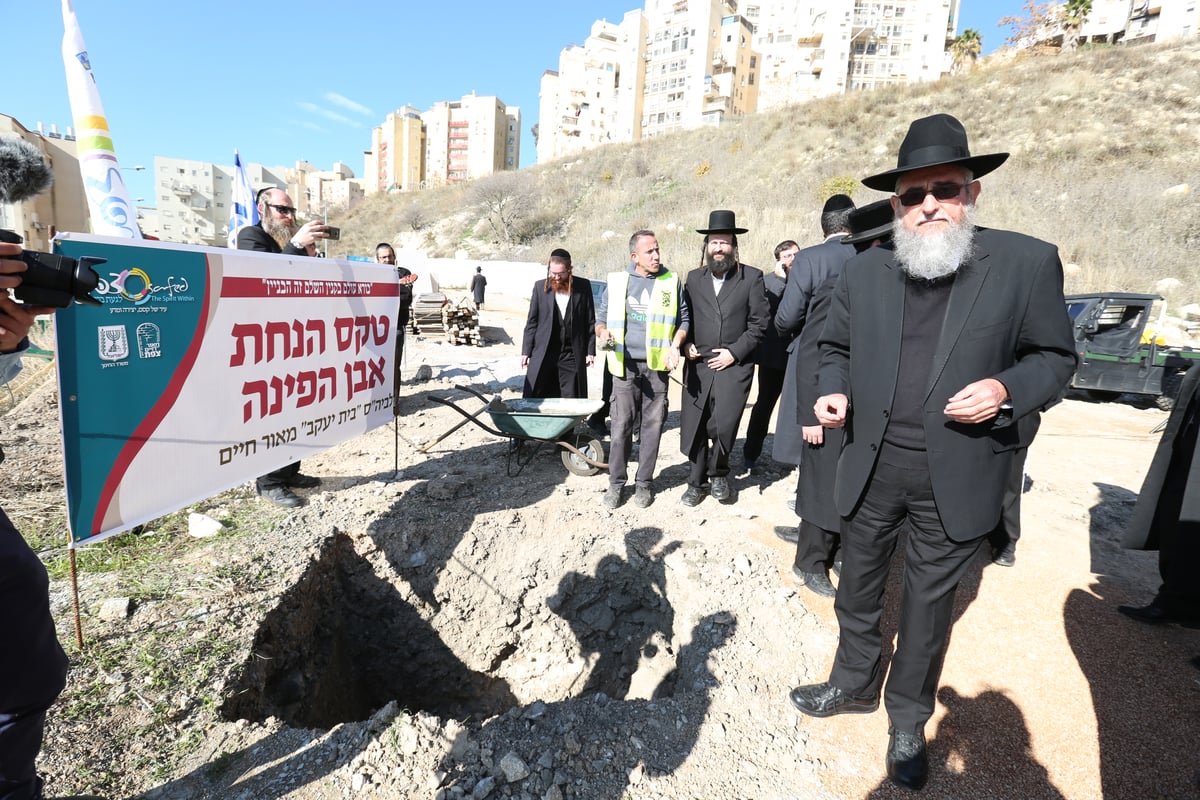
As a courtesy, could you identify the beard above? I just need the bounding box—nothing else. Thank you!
[892,204,978,282]
[263,215,298,250]
[705,252,734,276]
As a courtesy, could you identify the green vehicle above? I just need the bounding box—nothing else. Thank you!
[1066,292,1200,410]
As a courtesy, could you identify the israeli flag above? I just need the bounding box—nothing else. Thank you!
[227,150,259,248]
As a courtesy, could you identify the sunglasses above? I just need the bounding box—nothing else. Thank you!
[895,183,965,207]
[266,203,297,216]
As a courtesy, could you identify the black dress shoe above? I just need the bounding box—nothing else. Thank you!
[681,485,705,507]
[886,727,928,791]
[991,544,1015,567]
[789,682,878,718]
[287,472,322,489]
[710,476,732,501]
[1118,602,1200,627]
[774,525,799,543]
[258,485,305,508]
[792,566,836,598]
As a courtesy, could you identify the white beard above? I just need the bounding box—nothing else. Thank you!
[892,204,978,281]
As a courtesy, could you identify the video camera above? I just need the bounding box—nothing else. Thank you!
[0,229,104,308]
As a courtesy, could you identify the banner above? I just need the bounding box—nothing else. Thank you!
[61,0,142,239]
[54,234,400,544]
[228,150,259,248]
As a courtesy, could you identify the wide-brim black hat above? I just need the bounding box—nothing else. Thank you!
[862,114,1009,192]
[843,199,894,245]
[696,209,748,235]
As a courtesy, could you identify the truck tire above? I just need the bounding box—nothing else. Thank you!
[1156,371,1185,411]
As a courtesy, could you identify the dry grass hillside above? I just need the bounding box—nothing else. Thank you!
[336,39,1200,307]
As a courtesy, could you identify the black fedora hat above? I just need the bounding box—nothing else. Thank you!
[843,199,894,245]
[696,209,748,235]
[862,114,1009,192]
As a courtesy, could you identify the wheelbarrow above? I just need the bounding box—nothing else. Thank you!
[427,385,607,477]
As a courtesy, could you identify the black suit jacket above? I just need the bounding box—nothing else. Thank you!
[679,264,769,456]
[521,278,595,398]
[236,223,307,256]
[817,227,1077,540]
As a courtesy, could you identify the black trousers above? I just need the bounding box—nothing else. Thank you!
[829,445,984,733]
[0,507,69,800]
[687,398,732,487]
[742,365,785,463]
[256,461,300,491]
[794,519,841,573]
[987,444,1029,552]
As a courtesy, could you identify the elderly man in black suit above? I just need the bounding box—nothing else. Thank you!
[679,210,770,506]
[236,187,332,508]
[788,114,1077,792]
[521,248,596,398]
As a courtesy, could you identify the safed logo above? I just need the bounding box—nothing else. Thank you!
[118,268,153,305]
[136,323,162,359]
[98,325,129,362]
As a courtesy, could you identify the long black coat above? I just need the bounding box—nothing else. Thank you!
[795,275,843,531]
[773,237,857,464]
[818,228,1077,541]
[521,278,595,398]
[236,223,307,255]
[679,264,770,457]
[1124,364,1200,551]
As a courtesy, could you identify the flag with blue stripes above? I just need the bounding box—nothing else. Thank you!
[227,150,259,248]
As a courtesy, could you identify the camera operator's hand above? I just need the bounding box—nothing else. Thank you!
[0,242,27,291]
[289,220,330,251]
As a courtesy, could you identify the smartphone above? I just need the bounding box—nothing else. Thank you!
[324,225,341,240]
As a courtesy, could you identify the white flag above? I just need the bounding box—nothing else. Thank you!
[61,0,142,239]
[228,150,260,248]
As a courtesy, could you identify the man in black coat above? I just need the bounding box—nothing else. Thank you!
[786,199,894,599]
[788,114,1077,792]
[741,239,798,473]
[236,187,331,508]
[772,196,857,468]
[679,210,769,506]
[1119,363,1200,626]
[521,248,596,398]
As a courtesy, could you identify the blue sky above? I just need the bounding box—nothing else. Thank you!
[5,1,1025,209]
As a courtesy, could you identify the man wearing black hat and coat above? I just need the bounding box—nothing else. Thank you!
[788,114,1076,792]
[679,210,770,506]
[521,248,596,398]
[772,195,857,470]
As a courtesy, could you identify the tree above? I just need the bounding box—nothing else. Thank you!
[1061,0,1094,51]
[950,29,983,73]
[998,0,1059,49]
[469,171,536,246]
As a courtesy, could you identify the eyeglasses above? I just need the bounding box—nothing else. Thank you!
[549,270,570,278]
[895,183,966,207]
[265,203,297,216]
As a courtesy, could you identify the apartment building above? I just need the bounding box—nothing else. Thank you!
[423,94,521,186]
[1086,0,1200,44]
[290,161,365,220]
[537,13,647,164]
[536,0,960,163]
[364,106,426,194]
[0,115,88,251]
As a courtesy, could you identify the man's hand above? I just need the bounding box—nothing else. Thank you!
[0,243,26,291]
[684,343,701,361]
[666,346,681,370]
[814,393,848,428]
[585,355,595,367]
[944,378,1008,424]
[291,220,329,249]
[520,355,529,368]
[706,348,735,371]
[802,425,825,445]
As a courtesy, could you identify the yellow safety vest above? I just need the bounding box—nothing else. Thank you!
[604,269,679,378]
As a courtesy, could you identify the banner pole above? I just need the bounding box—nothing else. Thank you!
[69,544,83,650]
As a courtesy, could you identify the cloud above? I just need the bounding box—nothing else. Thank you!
[324,92,373,116]
[291,119,327,133]
[297,101,357,127]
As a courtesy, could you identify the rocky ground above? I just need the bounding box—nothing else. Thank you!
[7,296,1200,800]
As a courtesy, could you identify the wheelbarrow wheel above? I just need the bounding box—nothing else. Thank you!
[562,435,605,476]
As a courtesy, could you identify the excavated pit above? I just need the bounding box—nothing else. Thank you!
[220,533,519,729]
[220,529,684,730]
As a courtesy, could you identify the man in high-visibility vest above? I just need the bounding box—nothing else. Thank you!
[595,230,689,509]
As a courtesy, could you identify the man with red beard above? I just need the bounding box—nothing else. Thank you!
[787,114,1076,791]
[236,187,332,508]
